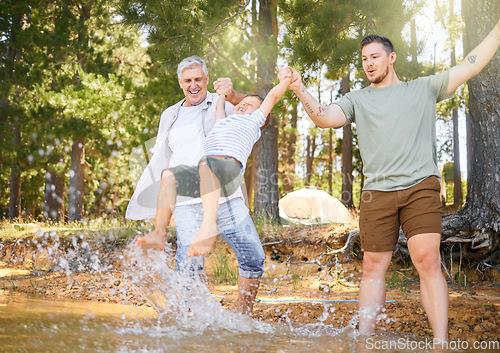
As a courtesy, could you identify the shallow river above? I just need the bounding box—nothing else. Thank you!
[1,246,492,353]
[0,290,488,353]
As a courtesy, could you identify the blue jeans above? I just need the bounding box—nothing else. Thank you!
[173,197,265,279]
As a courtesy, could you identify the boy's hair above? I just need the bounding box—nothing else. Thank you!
[244,94,270,130]
[177,56,208,79]
[360,35,395,55]
[245,94,264,103]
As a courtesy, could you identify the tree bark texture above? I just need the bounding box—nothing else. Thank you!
[9,120,21,219]
[44,168,65,221]
[67,4,91,222]
[68,138,85,221]
[341,75,353,208]
[254,0,279,221]
[442,0,500,257]
[305,134,316,187]
[282,102,297,194]
[450,0,463,207]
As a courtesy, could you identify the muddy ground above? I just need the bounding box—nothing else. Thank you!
[1,223,499,344]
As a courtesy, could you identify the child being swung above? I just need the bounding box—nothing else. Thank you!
[135,67,293,257]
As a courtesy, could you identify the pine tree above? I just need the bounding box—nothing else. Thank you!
[1,1,161,221]
[442,0,500,264]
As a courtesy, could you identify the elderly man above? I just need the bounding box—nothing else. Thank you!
[126,56,265,315]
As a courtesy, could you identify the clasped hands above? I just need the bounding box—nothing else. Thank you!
[213,66,301,97]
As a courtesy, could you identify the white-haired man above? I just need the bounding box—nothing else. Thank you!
[127,56,265,315]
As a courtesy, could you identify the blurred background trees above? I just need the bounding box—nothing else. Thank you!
[1,0,497,233]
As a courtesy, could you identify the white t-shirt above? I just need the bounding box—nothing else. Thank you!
[168,104,205,168]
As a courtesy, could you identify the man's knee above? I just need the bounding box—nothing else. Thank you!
[362,252,392,277]
[408,233,442,275]
[413,251,441,275]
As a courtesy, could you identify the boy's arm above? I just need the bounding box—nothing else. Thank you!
[285,69,347,129]
[215,93,227,123]
[447,19,500,94]
[258,77,292,117]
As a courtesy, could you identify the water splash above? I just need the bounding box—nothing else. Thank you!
[124,245,273,335]
[26,230,274,335]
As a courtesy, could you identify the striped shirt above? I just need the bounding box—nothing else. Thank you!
[204,109,266,172]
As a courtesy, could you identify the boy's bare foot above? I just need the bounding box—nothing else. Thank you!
[134,230,167,250]
[187,224,218,257]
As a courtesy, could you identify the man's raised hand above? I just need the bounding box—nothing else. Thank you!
[279,67,302,92]
[214,77,233,98]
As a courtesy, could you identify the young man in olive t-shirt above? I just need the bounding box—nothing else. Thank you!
[284,19,500,344]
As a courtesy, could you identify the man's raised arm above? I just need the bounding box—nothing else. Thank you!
[283,68,347,129]
[447,19,500,95]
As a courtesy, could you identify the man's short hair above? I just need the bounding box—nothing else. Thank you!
[177,56,208,79]
[360,35,395,55]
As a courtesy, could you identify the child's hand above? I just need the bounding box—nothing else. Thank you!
[279,67,293,82]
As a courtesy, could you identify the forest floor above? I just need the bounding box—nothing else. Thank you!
[1,221,499,345]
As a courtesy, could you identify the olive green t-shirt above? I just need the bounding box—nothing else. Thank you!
[335,70,450,191]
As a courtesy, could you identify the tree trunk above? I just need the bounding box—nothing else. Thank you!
[282,102,297,193]
[245,154,254,209]
[451,105,462,207]
[9,119,21,219]
[6,11,24,220]
[442,0,500,262]
[68,138,85,221]
[305,133,316,187]
[449,0,463,208]
[67,4,91,222]
[44,168,65,221]
[253,0,279,221]
[341,75,353,207]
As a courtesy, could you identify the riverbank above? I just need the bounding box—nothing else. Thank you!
[1,222,499,344]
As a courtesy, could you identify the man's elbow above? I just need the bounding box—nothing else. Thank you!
[314,120,338,129]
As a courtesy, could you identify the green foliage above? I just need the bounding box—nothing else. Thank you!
[0,216,143,242]
[253,212,282,238]
[0,1,184,219]
[0,0,473,221]
[212,248,238,285]
[444,179,467,207]
[280,0,424,81]
[118,0,248,72]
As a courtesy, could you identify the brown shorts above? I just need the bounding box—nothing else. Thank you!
[359,176,442,252]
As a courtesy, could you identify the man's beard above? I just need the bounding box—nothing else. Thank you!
[368,66,389,84]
